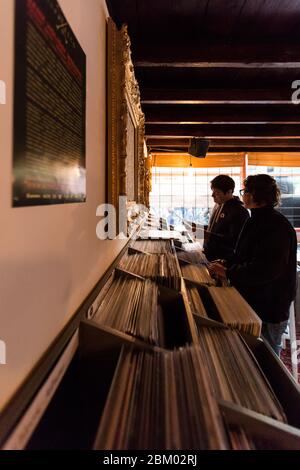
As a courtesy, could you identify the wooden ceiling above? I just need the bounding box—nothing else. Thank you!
[106,0,300,154]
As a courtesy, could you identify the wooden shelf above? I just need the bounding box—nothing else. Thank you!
[219,400,300,450]
[2,217,300,450]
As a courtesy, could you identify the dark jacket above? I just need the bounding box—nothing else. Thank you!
[227,206,297,323]
[203,197,249,261]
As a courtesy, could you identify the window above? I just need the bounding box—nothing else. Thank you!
[150,166,242,230]
[248,166,300,228]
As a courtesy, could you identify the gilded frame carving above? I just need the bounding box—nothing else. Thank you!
[107,18,148,216]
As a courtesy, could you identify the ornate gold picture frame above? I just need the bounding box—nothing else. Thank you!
[107,18,148,218]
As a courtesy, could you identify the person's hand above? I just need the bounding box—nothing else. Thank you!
[208,261,227,280]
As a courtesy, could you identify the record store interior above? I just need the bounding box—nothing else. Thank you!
[2,0,300,451]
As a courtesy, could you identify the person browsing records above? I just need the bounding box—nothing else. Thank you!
[203,175,249,261]
[208,174,297,355]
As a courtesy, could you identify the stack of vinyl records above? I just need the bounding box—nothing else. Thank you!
[195,326,287,449]
[185,282,261,337]
[131,239,173,254]
[186,284,208,317]
[177,249,208,265]
[139,229,181,240]
[196,326,286,421]
[93,338,292,450]
[181,263,214,285]
[181,241,203,251]
[93,275,164,346]
[94,346,229,450]
[208,286,261,337]
[118,253,180,290]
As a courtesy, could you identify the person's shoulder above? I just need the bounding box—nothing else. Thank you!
[268,209,296,234]
[228,198,249,215]
[227,197,244,208]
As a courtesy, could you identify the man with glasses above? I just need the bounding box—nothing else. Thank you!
[203,175,249,261]
[208,174,297,355]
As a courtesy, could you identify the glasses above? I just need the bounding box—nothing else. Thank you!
[239,188,249,196]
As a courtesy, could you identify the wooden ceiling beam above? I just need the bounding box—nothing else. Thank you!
[136,61,300,69]
[150,147,300,153]
[134,44,300,66]
[146,138,300,148]
[143,104,300,124]
[213,147,300,153]
[145,124,300,138]
[141,88,293,104]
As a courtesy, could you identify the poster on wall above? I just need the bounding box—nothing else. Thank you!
[13,0,86,206]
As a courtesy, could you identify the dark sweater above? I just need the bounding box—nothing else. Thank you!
[203,197,249,261]
[227,206,297,323]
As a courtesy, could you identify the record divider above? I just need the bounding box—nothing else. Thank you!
[127,246,150,256]
[219,399,300,450]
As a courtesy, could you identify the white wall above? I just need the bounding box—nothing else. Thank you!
[0,0,126,411]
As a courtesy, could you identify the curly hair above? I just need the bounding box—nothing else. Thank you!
[244,174,281,207]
